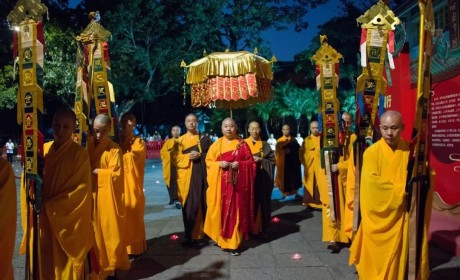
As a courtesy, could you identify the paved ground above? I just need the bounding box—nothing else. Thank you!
[11,159,460,279]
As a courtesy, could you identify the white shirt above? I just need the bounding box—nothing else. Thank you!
[5,142,14,153]
[296,137,304,146]
[267,137,276,151]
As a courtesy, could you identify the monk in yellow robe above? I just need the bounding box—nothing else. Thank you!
[204,118,256,256]
[244,121,275,236]
[119,113,147,258]
[0,157,16,280]
[299,121,324,209]
[160,125,181,207]
[20,108,93,279]
[349,110,430,279]
[173,114,212,246]
[322,112,356,251]
[87,114,130,278]
[275,124,302,199]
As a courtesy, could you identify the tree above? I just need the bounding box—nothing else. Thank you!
[0,65,17,110]
[275,81,319,133]
[102,0,225,115]
[250,99,279,136]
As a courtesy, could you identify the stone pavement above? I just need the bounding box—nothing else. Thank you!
[11,159,460,279]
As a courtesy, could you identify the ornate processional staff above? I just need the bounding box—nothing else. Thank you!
[7,0,48,279]
[351,0,400,234]
[311,35,342,222]
[406,0,435,279]
[74,11,116,144]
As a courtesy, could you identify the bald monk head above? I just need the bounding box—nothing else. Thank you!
[184,113,198,133]
[341,112,352,133]
[379,110,404,150]
[281,124,290,137]
[310,121,320,137]
[52,107,77,149]
[248,121,261,141]
[171,125,181,139]
[221,118,237,140]
[93,114,112,144]
[119,112,136,140]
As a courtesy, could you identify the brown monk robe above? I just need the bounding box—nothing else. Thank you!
[244,121,275,236]
[173,114,212,246]
[275,124,302,198]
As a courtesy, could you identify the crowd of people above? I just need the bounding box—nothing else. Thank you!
[0,108,431,279]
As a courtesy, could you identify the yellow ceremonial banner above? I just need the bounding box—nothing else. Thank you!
[17,21,44,175]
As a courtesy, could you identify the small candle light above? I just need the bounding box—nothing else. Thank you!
[170,234,179,241]
[156,180,160,184]
[272,216,280,223]
[291,253,302,260]
[152,165,155,168]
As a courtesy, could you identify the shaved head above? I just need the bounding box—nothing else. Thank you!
[94,114,111,126]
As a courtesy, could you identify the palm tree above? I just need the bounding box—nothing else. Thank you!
[276,81,318,133]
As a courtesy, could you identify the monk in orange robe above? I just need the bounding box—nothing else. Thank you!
[0,157,16,280]
[173,114,212,246]
[87,114,130,278]
[275,124,302,199]
[299,121,324,209]
[20,108,93,279]
[119,113,147,258]
[160,125,181,207]
[244,121,275,236]
[349,110,431,279]
[321,112,356,251]
[204,118,256,256]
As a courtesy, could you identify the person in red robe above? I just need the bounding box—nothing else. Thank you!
[204,118,257,256]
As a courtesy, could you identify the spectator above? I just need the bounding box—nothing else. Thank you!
[5,139,14,164]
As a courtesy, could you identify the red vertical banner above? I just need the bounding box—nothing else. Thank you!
[429,76,460,205]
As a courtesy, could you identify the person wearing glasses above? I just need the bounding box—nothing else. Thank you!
[349,110,430,279]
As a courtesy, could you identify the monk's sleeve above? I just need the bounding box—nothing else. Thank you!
[261,143,275,179]
[98,148,123,187]
[0,160,16,279]
[205,142,221,190]
[131,139,146,161]
[45,151,93,264]
[174,140,191,169]
[161,140,172,185]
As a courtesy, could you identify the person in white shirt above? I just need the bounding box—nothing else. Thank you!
[267,133,276,151]
[5,139,14,164]
[295,133,304,146]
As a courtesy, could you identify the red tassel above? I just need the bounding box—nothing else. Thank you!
[103,41,110,63]
[388,30,395,53]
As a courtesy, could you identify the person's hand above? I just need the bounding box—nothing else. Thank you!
[331,164,338,172]
[92,168,99,174]
[220,161,230,169]
[253,156,262,163]
[189,151,201,160]
[230,161,239,170]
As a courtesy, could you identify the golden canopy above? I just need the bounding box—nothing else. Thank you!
[183,51,275,109]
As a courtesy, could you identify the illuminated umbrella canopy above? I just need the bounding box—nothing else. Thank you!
[183,51,275,109]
